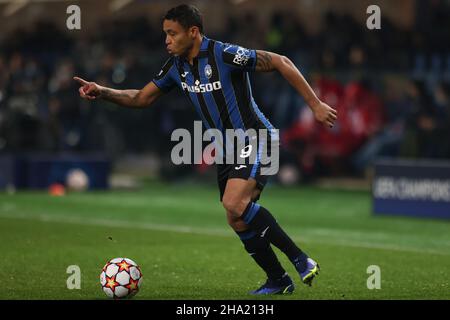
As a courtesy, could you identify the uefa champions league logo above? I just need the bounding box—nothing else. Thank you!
[233,47,251,66]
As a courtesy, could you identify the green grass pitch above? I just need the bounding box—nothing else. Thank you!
[0,182,449,300]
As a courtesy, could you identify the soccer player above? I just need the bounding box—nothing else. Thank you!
[74,4,337,295]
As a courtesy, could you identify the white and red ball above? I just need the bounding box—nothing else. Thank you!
[100,257,143,299]
[66,168,89,191]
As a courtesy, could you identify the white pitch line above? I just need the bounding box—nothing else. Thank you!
[0,212,449,257]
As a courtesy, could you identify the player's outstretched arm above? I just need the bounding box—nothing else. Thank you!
[73,77,163,108]
[255,50,337,128]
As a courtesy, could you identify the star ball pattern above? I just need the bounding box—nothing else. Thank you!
[100,258,143,299]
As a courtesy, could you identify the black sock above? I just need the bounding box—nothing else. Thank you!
[241,202,305,263]
[236,229,286,280]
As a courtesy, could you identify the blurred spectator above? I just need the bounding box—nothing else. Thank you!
[282,78,385,179]
[400,80,450,159]
[352,78,414,175]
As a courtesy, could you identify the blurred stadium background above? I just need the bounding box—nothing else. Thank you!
[1,0,449,188]
[0,0,449,299]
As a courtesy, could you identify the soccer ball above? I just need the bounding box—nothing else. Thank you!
[100,257,143,299]
[66,168,89,191]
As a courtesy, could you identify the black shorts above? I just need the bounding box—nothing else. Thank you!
[216,132,278,202]
[217,163,269,202]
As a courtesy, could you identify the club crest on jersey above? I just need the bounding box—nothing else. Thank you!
[204,64,212,79]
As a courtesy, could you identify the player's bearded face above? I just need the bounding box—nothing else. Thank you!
[163,20,196,57]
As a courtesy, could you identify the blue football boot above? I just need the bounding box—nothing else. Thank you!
[293,254,320,286]
[250,273,295,295]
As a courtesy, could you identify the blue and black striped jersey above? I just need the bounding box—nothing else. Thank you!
[152,36,274,134]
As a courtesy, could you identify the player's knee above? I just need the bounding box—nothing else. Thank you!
[226,212,246,230]
[226,213,236,227]
[222,195,249,218]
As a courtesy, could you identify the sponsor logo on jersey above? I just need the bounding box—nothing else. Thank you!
[181,80,222,93]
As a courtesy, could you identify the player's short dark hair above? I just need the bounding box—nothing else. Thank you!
[163,4,203,33]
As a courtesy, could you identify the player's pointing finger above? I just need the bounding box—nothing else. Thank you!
[73,76,88,86]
